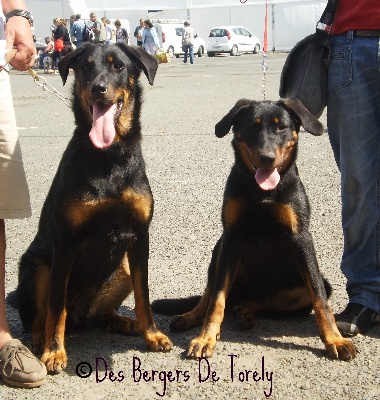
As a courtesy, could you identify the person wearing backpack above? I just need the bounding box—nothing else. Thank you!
[70,13,85,47]
[114,19,129,43]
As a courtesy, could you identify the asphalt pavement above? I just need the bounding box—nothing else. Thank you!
[1,52,379,400]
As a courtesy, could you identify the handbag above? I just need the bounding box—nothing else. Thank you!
[279,0,339,118]
[155,48,170,64]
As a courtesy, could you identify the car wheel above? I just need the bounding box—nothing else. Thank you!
[167,46,175,58]
[253,44,260,54]
[197,46,203,57]
[208,52,215,57]
[230,45,238,56]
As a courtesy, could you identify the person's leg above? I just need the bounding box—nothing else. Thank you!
[327,32,380,335]
[189,45,194,64]
[0,70,46,388]
[0,220,12,347]
[183,45,188,63]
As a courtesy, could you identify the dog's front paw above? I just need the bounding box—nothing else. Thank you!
[186,335,218,359]
[325,338,358,361]
[143,330,173,352]
[41,349,68,373]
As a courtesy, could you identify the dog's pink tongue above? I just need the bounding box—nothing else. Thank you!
[255,168,280,191]
[89,103,117,149]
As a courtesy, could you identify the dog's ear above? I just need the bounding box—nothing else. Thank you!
[58,43,92,85]
[215,99,253,138]
[280,98,324,136]
[116,43,158,85]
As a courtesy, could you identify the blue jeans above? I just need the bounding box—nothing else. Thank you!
[183,45,194,64]
[327,31,380,313]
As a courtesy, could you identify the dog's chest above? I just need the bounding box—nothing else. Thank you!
[223,197,300,235]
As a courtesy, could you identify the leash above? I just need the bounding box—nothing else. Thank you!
[2,49,71,107]
[27,68,71,107]
[261,0,269,100]
[261,52,267,101]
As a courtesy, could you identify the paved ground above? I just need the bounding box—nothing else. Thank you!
[1,52,379,399]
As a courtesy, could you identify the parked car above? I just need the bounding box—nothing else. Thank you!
[153,20,206,58]
[206,26,260,57]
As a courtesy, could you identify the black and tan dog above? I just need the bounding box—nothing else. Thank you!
[152,98,357,361]
[16,43,172,373]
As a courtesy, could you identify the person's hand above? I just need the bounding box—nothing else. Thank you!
[5,16,36,71]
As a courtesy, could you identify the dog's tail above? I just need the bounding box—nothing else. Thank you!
[151,296,201,315]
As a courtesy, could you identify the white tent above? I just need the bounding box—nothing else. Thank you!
[26,0,328,51]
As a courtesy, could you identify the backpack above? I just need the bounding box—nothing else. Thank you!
[122,28,129,43]
[83,24,93,42]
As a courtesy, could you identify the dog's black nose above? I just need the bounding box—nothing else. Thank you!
[90,80,108,94]
[259,152,276,166]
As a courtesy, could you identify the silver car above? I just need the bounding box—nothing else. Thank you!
[206,25,261,57]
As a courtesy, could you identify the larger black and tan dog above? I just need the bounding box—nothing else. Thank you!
[152,98,357,361]
[16,43,172,373]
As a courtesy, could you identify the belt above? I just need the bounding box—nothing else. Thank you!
[355,30,380,37]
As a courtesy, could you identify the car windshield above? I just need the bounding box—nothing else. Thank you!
[209,29,227,37]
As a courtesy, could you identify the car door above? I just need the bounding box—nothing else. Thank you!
[232,27,245,51]
[240,27,254,52]
[175,27,184,54]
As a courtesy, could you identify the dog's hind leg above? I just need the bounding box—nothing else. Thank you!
[169,288,211,332]
[169,238,221,332]
[87,255,139,335]
[233,286,313,330]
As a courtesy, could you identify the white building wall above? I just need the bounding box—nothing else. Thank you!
[26,0,327,51]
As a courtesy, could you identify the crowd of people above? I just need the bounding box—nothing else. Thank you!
[33,13,200,71]
[36,14,169,72]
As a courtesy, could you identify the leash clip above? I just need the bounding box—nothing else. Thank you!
[28,68,39,81]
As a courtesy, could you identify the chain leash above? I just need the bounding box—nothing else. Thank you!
[27,69,71,108]
[261,51,268,101]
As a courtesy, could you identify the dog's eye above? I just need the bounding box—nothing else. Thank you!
[113,63,124,71]
[277,124,287,132]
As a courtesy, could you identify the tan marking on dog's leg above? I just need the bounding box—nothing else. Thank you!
[305,276,358,360]
[186,276,231,358]
[41,307,68,373]
[133,269,172,352]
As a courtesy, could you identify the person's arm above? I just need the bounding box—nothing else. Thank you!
[2,0,36,70]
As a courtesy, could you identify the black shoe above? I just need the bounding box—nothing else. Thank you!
[335,303,380,337]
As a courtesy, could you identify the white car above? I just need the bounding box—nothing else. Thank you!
[206,26,261,57]
[154,21,206,58]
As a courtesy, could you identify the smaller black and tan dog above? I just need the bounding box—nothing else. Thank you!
[152,98,357,361]
[16,43,172,373]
